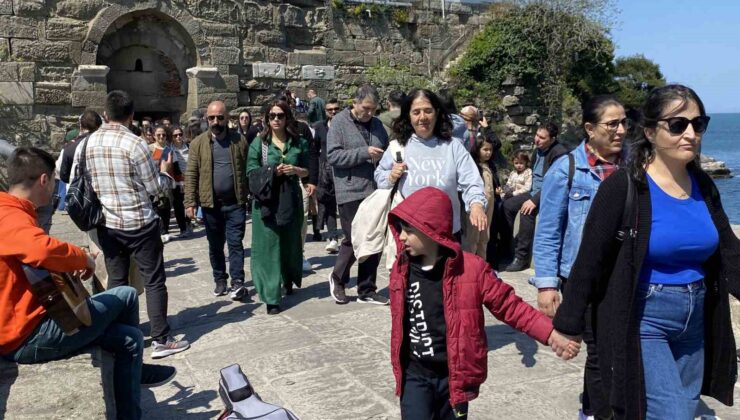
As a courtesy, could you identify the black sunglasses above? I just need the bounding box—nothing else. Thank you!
[657,116,710,135]
[268,112,286,120]
[207,115,225,121]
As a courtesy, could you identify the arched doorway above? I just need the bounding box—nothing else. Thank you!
[96,11,197,123]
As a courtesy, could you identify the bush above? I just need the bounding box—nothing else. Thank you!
[450,2,617,119]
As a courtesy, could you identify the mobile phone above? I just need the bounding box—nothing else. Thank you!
[395,151,403,163]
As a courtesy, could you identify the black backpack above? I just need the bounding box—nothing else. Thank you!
[65,137,105,231]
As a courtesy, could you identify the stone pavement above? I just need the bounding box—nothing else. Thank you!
[43,215,740,420]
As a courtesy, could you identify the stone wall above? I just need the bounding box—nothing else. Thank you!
[0,0,492,153]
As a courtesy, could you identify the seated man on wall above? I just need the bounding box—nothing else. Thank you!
[0,147,176,420]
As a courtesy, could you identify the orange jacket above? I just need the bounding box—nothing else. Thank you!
[0,192,88,354]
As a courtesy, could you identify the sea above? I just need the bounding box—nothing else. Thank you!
[702,113,740,224]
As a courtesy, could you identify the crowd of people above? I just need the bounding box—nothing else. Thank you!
[1,81,738,420]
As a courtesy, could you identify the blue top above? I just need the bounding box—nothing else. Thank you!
[639,173,719,284]
[531,149,546,195]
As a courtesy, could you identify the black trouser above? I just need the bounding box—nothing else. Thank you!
[502,193,537,261]
[400,368,467,420]
[318,198,339,240]
[171,186,188,233]
[97,219,171,341]
[485,195,505,265]
[582,304,612,418]
[156,198,172,235]
[331,199,380,297]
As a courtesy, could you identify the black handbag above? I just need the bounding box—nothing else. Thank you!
[65,137,105,231]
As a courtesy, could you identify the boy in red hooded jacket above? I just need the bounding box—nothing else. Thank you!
[387,187,579,419]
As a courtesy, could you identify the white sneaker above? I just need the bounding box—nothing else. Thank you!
[325,239,339,253]
[302,259,312,272]
[160,234,171,244]
[578,410,594,420]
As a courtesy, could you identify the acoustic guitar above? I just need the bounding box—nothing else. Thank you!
[22,265,96,335]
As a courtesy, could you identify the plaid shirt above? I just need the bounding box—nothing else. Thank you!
[83,122,162,231]
[585,143,621,181]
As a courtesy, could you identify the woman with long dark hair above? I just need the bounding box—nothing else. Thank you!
[553,84,740,419]
[246,100,310,314]
[374,89,488,239]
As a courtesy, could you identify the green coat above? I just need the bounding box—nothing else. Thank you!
[184,129,249,209]
[247,135,310,305]
[307,96,326,124]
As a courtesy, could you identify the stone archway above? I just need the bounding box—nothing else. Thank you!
[95,11,198,121]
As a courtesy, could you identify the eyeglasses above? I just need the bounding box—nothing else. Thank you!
[326,107,341,113]
[597,118,632,131]
[207,115,225,121]
[657,116,710,135]
[268,112,286,121]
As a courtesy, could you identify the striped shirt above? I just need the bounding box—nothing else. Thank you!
[84,122,162,231]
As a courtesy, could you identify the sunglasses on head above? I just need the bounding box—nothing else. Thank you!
[207,115,225,121]
[657,116,710,135]
[268,112,286,121]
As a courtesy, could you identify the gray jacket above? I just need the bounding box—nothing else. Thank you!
[327,108,389,205]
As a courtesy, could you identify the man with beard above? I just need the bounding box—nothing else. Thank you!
[185,101,250,300]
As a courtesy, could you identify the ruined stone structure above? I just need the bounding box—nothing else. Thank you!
[0,0,494,150]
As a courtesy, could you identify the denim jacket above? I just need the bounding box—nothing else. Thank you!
[530,141,604,289]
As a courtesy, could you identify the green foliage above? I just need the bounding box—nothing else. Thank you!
[613,54,666,110]
[450,2,616,119]
[366,63,441,93]
[391,8,410,25]
[347,4,365,17]
[330,0,344,10]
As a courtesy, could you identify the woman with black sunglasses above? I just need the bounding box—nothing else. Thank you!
[553,84,740,419]
[246,100,310,314]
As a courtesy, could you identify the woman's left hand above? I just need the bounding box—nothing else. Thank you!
[280,164,307,177]
[469,203,488,232]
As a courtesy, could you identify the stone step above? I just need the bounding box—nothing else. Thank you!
[0,347,116,419]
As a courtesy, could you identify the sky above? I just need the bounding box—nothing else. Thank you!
[612,0,740,113]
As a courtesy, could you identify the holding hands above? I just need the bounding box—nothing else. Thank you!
[548,330,582,360]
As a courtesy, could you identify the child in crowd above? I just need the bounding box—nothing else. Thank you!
[499,151,532,199]
[388,187,580,420]
[463,136,497,257]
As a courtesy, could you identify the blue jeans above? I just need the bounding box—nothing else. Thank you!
[6,286,143,420]
[637,280,705,420]
[203,203,247,286]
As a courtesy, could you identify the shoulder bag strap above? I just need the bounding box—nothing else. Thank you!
[261,141,268,166]
[567,153,575,191]
[616,173,638,242]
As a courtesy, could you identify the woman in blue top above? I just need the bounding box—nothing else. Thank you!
[531,95,628,419]
[553,85,740,419]
[374,89,488,239]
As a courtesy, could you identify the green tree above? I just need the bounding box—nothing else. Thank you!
[450,0,617,118]
[613,54,666,109]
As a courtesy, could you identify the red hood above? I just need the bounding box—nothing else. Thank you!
[388,187,461,264]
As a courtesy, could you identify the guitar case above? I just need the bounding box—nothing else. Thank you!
[217,364,300,420]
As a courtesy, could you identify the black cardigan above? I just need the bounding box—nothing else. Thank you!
[553,167,740,419]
